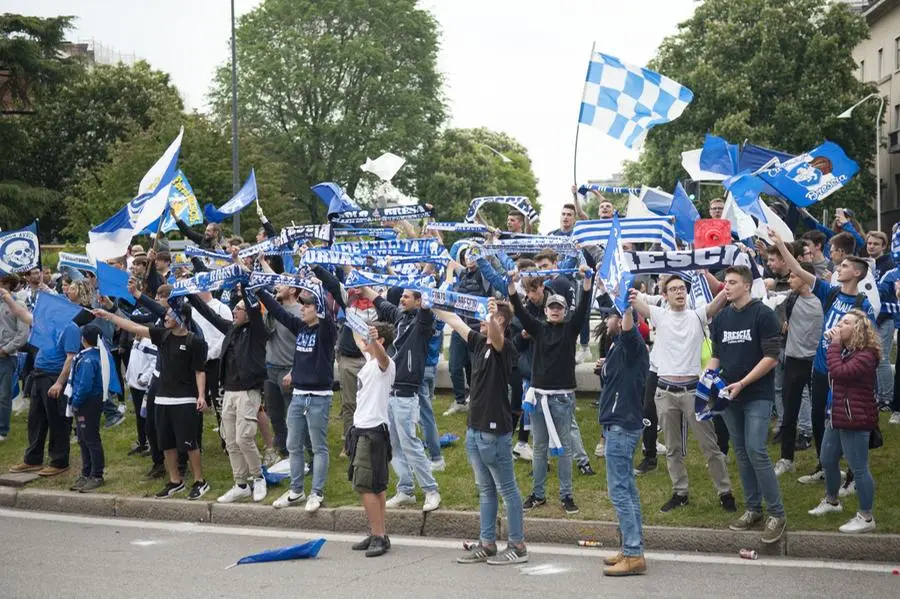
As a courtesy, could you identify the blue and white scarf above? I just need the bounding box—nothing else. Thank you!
[694,369,730,421]
[426,222,490,234]
[238,224,332,259]
[300,249,386,268]
[58,252,96,274]
[522,388,565,456]
[578,184,641,196]
[246,272,325,317]
[573,217,677,250]
[344,270,436,289]
[479,238,579,256]
[333,227,397,239]
[169,264,247,298]
[331,205,434,225]
[416,287,491,321]
[333,238,443,256]
[344,310,372,341]
[465,196,538,224]
[520,268,582,279]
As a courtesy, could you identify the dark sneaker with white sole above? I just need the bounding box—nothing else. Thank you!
[719,492,737,513]
[523,494,546,510]
[188,480,210,500]
[562,495,579,515]
[155,481,185,498]
[659,493,688,513]
[486,544,529,565]
[456,543,497,564]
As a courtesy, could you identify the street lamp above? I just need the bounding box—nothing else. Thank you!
[837,92,885,231]
[476,143,512,163]
[230,0,241,235]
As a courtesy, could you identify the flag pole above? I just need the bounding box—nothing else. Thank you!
[573,42,597,188]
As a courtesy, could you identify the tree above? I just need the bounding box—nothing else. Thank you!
[624,0,877,221]
[209,0,445,222]
[63,113,294,242]
[415,127,540,226]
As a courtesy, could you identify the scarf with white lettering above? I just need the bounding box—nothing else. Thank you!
[333,227,397,239]
[300,250,386,268]
[331,205,434,225]
[694,369,730,421]
[169,264,248,298]
[238,224,332,259]
[333,238,443,256]
[465,196,539,224]
[246,272,325,317]
[426,222,490,234]
[344,270,436,289]
[478,237,579,256]
[416,287,491,321]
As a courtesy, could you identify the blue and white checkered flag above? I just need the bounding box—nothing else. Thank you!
[578,52,693,149]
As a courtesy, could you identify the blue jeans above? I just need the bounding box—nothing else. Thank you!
[723,399,785,517]
[604,424,643,556]
[448,332,470,404]
[570,417,589,467]
[876,321,894,404]
[466,429,524,544]
[0,355,16,437]
[418,365,442,461]
[821,425,875,512]
[388,393,438,495]
[286,392,331,497]
[102,395,120,425]
[531,391,574,500]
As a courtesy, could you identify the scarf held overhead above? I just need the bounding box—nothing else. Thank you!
[169,264,247,298]
[464,196,538,224]
[330,205,434,225]
[344,270,436,289]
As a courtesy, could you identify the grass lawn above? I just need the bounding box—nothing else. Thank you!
[2,391,898,534]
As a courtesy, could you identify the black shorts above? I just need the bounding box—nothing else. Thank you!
[348,425,391,494]
[155,403,201,451]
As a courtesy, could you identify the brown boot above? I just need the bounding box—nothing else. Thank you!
[603,555,647,576]
[603,551,624,566]
[9,462,43,473]
[37,465,69,477]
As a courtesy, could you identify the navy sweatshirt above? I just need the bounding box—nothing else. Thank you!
[598,325,648,431]
[373,296,434,394]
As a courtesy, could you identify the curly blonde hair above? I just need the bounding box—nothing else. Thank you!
[68,280,93,308]
[843,309,882,361]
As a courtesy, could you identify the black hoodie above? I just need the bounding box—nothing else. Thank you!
[374,295,434,394]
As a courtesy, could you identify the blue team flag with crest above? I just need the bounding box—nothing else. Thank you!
[0,221,40,275]
[757,141,859,208]
[205,169,258,223]
[311,182,360,217]
[669,182,701,243]
[598,214,635,315]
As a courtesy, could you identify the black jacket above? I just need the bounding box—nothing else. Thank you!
[374,295,434,394]
[598,325,648,431]
[188,287,267,391]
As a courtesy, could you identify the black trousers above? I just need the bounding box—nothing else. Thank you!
[264,366,290,456]
[781,357,813,461]
[130,387,147,447]
[145,377,164,466]
[75,398,104,478]
[713,415,729,456]
[24,372,71,468]
[811,369,830,463]
[642,371,659,458]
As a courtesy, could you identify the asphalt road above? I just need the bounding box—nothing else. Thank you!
[0,508,897,599]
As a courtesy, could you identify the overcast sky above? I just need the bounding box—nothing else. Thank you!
[5,0,698,230]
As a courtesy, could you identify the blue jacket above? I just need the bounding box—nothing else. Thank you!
[425,319,445,367]
[70,348,104,410]
[597,325,648,431]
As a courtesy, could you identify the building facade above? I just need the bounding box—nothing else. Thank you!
[851,0,900,231]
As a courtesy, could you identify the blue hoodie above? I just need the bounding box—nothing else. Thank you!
[597,324,648,431]
[69,348,104,410]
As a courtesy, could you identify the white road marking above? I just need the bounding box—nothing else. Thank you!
[518,564,571,575]
[130,540,162,546]
[0,508,895,574]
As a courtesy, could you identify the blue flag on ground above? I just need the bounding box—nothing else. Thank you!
[598,214,634,315]
[204,169,258,223]
[757,141,859,208]
[0,221,40,275]
[227,538,326,569]
[96,261,133,303]
[311,182,360,217]
[669,182,701,243]
[699,133,739,177]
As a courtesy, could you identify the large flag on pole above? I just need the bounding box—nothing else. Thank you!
[598,214,635,315]
[756,141,859,208]
[204,169,258,223]
[141,171,203,234]
[87,127,183,260]
[578,52,693,149]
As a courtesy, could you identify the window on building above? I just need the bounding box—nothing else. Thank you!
[896,37,900,71]
[878,49,884,78]
[895,104,900,130]
[895,174,900,210]
[860,59,866,81]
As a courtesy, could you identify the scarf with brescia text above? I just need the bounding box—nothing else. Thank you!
[694,369,730,421]
[619,245,749,274]
[169,264,248,298]
[330,205,434,225]
[245,271,325,317]
[520,268,582,279]
[238,224,332,259]
[464,196,538,224]
[415,287,491,321]
[300,249,386,268]
[333,227,397,239]
[475,237,579,257]
[332,238,443,256]
[426,222,490,234]
[344,270,436,289]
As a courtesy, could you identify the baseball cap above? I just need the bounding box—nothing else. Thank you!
[546,294,567,309]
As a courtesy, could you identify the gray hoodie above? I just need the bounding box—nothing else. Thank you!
[0,298,29,356]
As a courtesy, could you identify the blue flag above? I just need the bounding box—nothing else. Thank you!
[699,133,739,177]
[227,538,326,569]
[669,182,701,243]
[311,182,359,217]
[204,169,258,223]
[757,141,859,208]
[96,261,133,303]
[141,171,204,234]
[598,214,634,315]
[723,172,768,224]
[0,221,40,275]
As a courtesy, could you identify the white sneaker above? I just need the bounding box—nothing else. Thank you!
[252,477,267,502]
[423,490,441,512]
[656,441,667,454]
[838,480,856,498]
[808,499,843,516]
[430,458,446,472]
[889,411,900,425]
[305,493,323,513]
[513,442,533,461]
[839,512,876,534]
[273,490,306,509]
[798,469,825,484]
[774,459,795,477]
[443,402,468,416]
[217,484,252,504]
[575,346,591,364]
[594,441,605,458]
[0,435,7,442]
[117,403,127,415]
[386,491,416,508]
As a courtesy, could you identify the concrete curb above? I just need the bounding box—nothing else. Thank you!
[6,488,900,563]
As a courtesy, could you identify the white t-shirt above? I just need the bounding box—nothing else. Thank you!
[353,353,395,429]
[648,305,708,378]
[193,298,233,361]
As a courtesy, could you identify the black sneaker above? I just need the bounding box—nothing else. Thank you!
[659,493,689,513]
[352,536,373,551]
[523,494,546,510]
[796,434,812,451]
[562,495,579,515]
[79,476,104,493]
[188,480,210,500]
[155,481,185,498]
[128,443,148,456]
[633,456,657,475]
[578,462,596,476]
[365,536,389,558]
[145,463,166,480]
[719,492,737,513]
